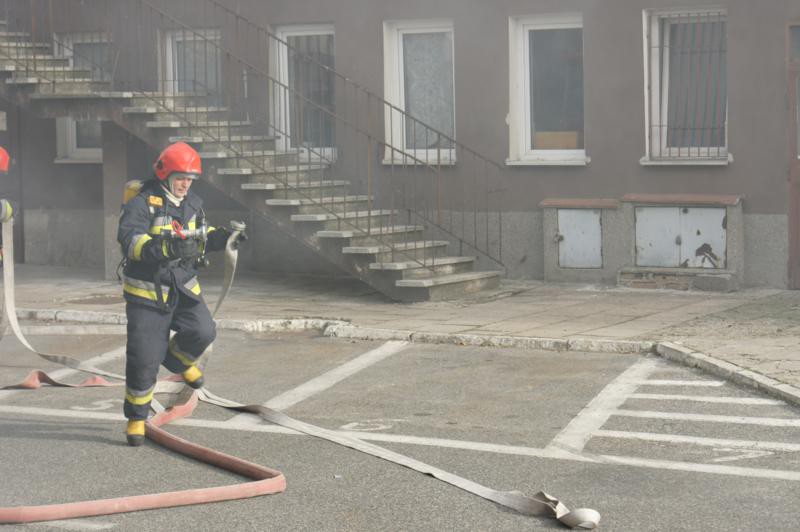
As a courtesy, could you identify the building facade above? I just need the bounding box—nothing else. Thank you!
[2,0,799,293]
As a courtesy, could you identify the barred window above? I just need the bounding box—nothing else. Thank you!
[644,9,728,163]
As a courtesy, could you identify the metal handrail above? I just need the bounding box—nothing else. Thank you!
[0,0,505,270]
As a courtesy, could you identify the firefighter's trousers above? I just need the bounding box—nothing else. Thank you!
[123,293,216,420]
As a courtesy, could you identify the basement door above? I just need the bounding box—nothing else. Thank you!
[790,25,800,288]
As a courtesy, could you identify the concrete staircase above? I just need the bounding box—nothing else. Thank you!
[0,25,503,302]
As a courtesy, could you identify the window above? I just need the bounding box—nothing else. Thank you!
[383,19,455,164]
[163,29,221,99]
[54,33,110,162]
[271,25,335,158]
[643,8,729,164]
[508,14,586,166]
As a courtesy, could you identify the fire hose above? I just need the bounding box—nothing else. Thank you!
[0,203,600,529]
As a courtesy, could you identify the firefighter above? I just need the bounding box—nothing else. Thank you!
[0,146,14,262]
[117,141,246,446]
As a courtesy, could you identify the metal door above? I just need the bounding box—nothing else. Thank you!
[679,207,726,268]
[789,25,800,288]
[635,207,680,267]
[635,206,725,268]
[557,209,602,268]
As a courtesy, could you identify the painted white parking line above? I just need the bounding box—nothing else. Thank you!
[628,393,784,405]
[4,404,800,482]
[634,379,725,387]
[227,340,411,424]
[613,409,800,427]
[545,358,662,455]
[594,430,800,452]
[0,345,125,401]
[597,454,800,482]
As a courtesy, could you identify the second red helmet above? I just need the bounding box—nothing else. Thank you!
[0,146,10,173]
[153,142,201,181]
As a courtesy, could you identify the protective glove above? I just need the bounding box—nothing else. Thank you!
[206,227,248,251]
[232,229,248,250]
[165,237,199,260]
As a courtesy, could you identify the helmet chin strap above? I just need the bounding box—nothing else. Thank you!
[162,176,184,207]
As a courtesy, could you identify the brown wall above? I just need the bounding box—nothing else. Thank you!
[227,0,798,215]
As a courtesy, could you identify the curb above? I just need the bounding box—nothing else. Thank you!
[656,341,800,409]
[20,307,800,408]
[17,308,348,333]
[18,308,656,354]
[323,324,655,354]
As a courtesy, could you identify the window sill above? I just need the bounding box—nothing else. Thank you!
[506,157,590,167]
[639,153,733,166]
[54,157,102,165]
[381,159,457,167]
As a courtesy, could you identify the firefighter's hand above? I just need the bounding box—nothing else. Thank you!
[166,237,199,260]
[231,230,248,250]
[207,227,247,251]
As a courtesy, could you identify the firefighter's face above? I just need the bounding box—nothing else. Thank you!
[170,174,195,198]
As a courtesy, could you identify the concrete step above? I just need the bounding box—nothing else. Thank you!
[266,195,371,208]
[28,90,134,100]
[218,163,327,180]
[244,180,348,200]
[11,67,94,80]
[216,161,327,173]
[147,107,230,123]
[0,41,51,53]
[0,55,68,67]
[243,180,349,191]
[129,94,209,107]
[7,78,111,93]
[0,32,32,42]
[171,134,278,152]
[343,240,450,262]
[617,267,739,292]
[266,195,372,215]
[370,256,476,279]
[394,271,502,302]
[124,105,227,115]
[202,149,302,168]
[292,209,395,231]
[146,119,252,129]
[317,225,425,246]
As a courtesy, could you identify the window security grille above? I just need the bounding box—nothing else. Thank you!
[645,9,727,161]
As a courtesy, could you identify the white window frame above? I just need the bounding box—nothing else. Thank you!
[270,24,336,160]
[642,7,731,165]
[508,13,587,167]
[161,28,221,97]
[54,32,108,163]
[383,19,456,165]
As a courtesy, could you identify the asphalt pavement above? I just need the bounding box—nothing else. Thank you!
[1,329,800,531]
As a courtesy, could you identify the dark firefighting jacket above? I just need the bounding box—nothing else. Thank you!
[117,179,226,309]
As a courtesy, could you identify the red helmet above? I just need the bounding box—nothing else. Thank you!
[0,146,10,173]
[153,142,201,181]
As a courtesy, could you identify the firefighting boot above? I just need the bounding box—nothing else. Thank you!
[126,420,146,447]
[182,365,205,389]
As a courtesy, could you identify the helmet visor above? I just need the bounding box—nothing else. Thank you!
[171,172,199,180]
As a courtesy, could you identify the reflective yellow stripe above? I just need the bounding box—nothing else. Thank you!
[131,234,152,261]
[185,277,202,295]
[125,390,154,405]
[169,339,195,366]
[123,282,169,302]
[150,224,172,235]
